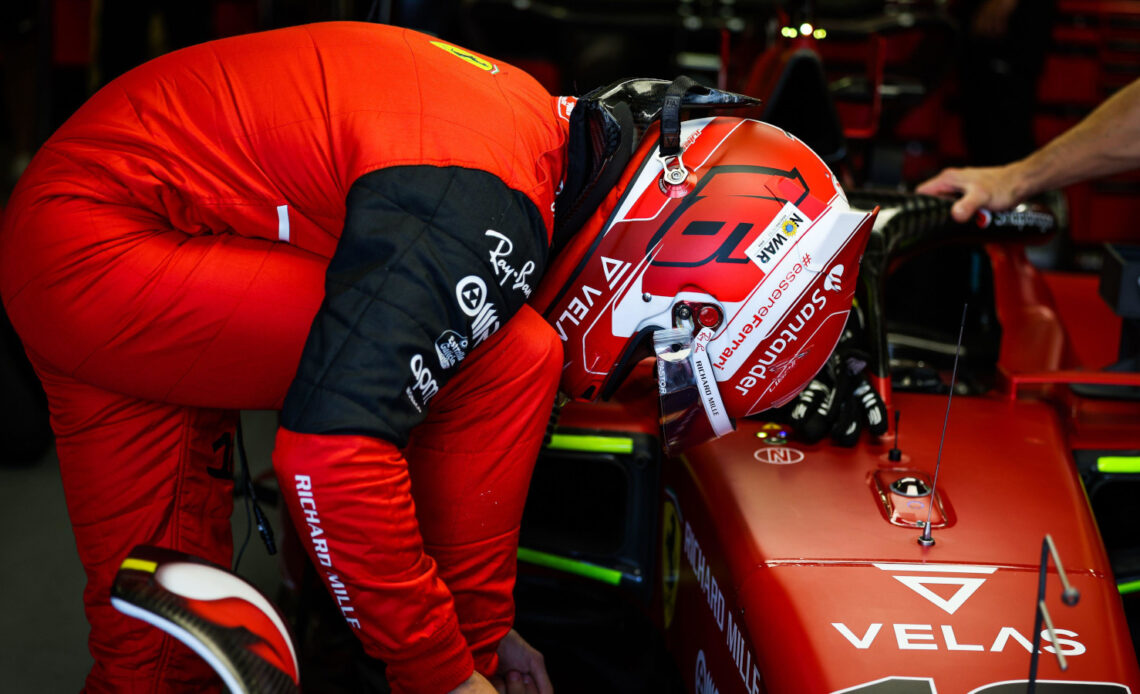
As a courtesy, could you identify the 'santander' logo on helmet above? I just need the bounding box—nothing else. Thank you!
[709,198,869,384]
[733,287,827,395]
[824,264,845,292]
[713,252,812,372]
[719,220,869,417]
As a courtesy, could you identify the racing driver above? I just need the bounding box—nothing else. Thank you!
[0,20,874,694]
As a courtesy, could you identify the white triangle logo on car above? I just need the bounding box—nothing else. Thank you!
[873,563,997,615]
[891,576,986,614]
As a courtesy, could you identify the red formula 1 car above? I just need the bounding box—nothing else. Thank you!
[511,188,1140,694]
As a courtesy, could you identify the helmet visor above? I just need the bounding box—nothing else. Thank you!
[655,327,735,454]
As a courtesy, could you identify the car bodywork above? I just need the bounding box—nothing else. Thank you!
[518,205,1140,693]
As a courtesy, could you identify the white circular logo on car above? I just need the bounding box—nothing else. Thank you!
[753,447,805,465]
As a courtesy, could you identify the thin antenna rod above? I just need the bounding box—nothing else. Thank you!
[919,303,968,547]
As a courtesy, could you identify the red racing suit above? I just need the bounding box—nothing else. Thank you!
[0,22,568,693]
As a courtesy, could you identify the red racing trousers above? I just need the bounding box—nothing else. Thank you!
[0,182,562,692]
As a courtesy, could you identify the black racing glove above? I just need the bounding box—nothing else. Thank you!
[789,307,888,446]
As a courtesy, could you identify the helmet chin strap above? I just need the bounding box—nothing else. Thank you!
[656,77,709,189]
[657,76,701,158]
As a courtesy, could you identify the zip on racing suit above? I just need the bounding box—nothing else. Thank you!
[0,22,570,693]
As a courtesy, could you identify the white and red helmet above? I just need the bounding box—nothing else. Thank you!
[535,90,876,452]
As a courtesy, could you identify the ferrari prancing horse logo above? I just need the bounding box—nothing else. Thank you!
[430,41,500,74]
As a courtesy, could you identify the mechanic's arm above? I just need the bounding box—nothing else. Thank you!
[272,165,549,694]
[917,76,1140,221]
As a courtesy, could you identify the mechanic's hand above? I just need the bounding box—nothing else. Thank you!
[915,162,1028,223]
[788,309,887,447]
[448,671,499,694]
[492,629,553,694]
